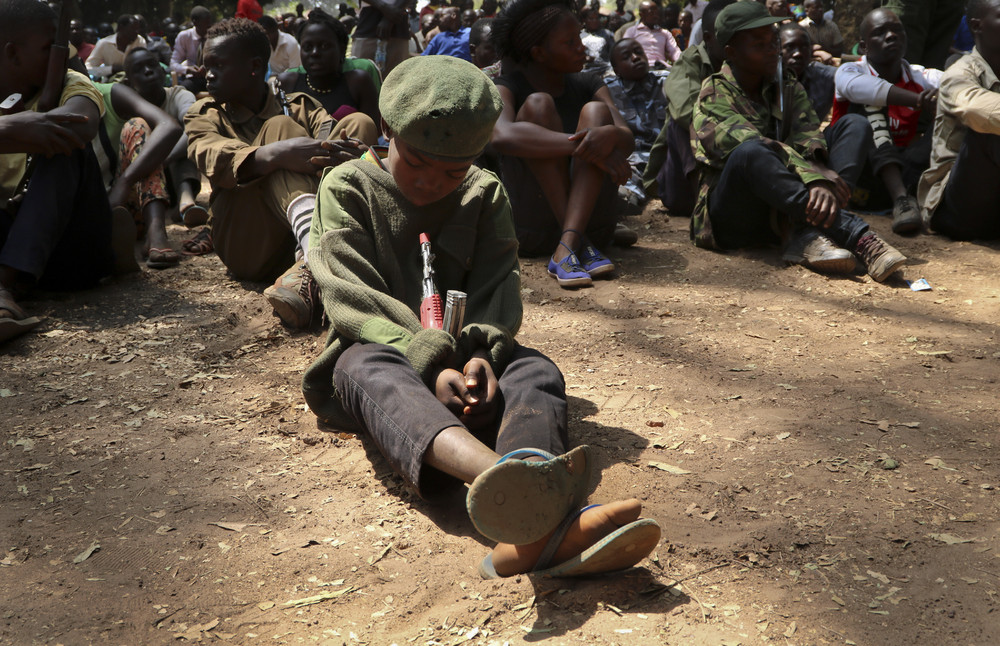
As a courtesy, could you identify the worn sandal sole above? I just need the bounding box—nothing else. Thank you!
[467,445,594,545]
[0,316,43,344]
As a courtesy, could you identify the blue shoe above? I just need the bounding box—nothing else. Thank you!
[577,241,615,278]
[547,244,592,288]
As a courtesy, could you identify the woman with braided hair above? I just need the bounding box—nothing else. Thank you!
[491,0,635,289]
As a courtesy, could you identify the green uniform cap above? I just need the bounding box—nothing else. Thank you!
[379,55,503,161]
[714,1,785,48]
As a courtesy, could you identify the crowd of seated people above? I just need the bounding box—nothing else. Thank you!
[4,0,1000,347]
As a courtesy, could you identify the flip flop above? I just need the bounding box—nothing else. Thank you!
[147,247,181,269]
[181,204,209,228]
[182,227,214,256]
[478,505,662,579]
[467,445,594,545]
[0,316,43,344]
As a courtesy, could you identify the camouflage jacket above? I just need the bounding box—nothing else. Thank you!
[690,63,828,248]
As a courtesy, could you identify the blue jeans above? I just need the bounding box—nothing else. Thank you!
[708,139,870,250]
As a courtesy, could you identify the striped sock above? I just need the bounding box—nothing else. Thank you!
[287,193,316,263]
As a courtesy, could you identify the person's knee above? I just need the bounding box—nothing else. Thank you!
[333,112,378,146]
[259,115,309,141]
[334,343,407,388]
[516,92,558,125]
[729,139,771,166]
[835,112,872,138]
[578,100,613,126]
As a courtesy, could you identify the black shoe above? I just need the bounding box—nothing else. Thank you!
[612,222,638,247]
[891,195,922,235]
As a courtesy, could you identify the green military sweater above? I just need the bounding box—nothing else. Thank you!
[302,154,522,429]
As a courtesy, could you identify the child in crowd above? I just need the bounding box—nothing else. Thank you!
[490,0,636,289]
[123,48,206,230]
[919,0,1000,240]
[780,22,835,120]
[184,18,377,329]
[644,0,734,216]
[92,69,183,269]
[579,6,615,76]
[832,8,942,235]
[0,0,123,343]
[469,18,500,78]
[421,6,472,61]
[605,38,668,208]
[302,55,660,578]
[692,1,907,282]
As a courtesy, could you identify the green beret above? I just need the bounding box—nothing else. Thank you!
[715,1,785,48]
[380,55,502,160]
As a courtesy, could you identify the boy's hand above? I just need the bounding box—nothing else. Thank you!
[570,127,632,185]
[461,357,498,430]
[815,166,851,208]
[3,111,88,156]
[916,87,938,110]
[434,368,477,418]
[312,135,366,168]
[805,182,839,228]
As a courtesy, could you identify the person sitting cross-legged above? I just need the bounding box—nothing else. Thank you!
[691,1,907,282]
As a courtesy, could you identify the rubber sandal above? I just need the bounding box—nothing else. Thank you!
[467,445,594,545]
[478,505,661,579]
[547,241,591,288]
[0,316,43,344]
[147,247,181,269]
[181,203,209,228]
[182,227,214,256]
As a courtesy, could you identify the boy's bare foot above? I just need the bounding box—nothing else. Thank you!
[489,499,642,577]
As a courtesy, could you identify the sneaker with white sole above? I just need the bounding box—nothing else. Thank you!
[781,228,857,274]
[854,232,907,282]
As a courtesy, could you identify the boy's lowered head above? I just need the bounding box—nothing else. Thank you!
[0,0,57,98]
[202,18,270,108]
[716,1,783,90]
[469,18,498,68]
[378,55,502,206]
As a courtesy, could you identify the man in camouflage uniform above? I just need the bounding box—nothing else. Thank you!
[690,2,907,283]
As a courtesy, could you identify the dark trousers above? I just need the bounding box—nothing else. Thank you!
[652,118,698,217]
[500,155,618,256]
[825,113,871,190]
[708,139,870,250]
[931,130,1000,240]
[333,343,568,499]
[0,146,114,290]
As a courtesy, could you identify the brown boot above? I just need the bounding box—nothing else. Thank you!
[263,262,317,330]
[854,232,906,282]
[781,228,857,274]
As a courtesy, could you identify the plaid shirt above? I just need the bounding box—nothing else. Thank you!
[604,72,668,153]
[691,63,827,248]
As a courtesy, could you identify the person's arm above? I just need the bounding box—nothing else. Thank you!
[276,70,298,93]
[85,40,112,79]
[489,84,581,158]
[286,37,302,71]
[944,62,1000,135]
[0,93,99,156]
[164,88,196,164]
[107,84,182,207]
[834,61,927,107]
[664,30,682,63]
[169,31,190,74]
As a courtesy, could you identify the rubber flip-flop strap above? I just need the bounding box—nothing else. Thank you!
[478,552,500,579]
[533,504,600,572]
[495,448,556,465]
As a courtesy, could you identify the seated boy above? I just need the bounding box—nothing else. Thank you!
[918,0,1000,240]
[184,18,378,329]
[832,8,942,234]
[0,0,122,342]
[604,38,668,208]
[123,48,206,229]
[303,55,660,578]
[692,1,907,282]
[644,0,734,216]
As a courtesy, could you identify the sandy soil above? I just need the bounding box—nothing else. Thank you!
[2,203,999,645]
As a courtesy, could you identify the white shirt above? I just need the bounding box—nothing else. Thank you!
[269,31,302,76]
[86,34,147,80]
[684,0,708,25]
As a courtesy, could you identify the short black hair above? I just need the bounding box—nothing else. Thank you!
[469,17,494,46]
[297,7,348,52]
[703,0,737,37]
[778,20,811,44]
[206,18,271,62]
[117,14,134,30]
[0,0,56,45]
[191,6,212,21]
[966,0,998,21]
[493,0,575,62]
[259,15,278,31]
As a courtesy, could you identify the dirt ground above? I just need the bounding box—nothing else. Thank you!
[2,202,999,646]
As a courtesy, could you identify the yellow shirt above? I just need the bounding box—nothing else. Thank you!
[0,70,104,203]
